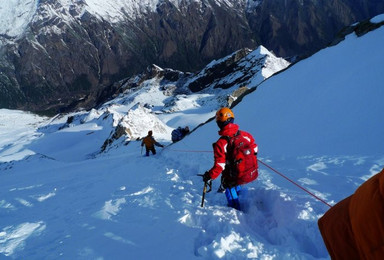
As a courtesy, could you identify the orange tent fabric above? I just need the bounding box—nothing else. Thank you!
[318,168,384,259]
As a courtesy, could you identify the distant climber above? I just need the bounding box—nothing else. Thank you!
[171,126,190,143]
[318,167,384,259]
[141,130,164,156]
[202,107,258,210]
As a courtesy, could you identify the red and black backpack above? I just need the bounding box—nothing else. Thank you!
[222,131,258,185]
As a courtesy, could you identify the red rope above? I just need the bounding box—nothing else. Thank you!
[257,159,332,208]
[166,147,332,208]
[167,149,212,153]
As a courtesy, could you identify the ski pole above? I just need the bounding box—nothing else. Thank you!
[141,145,143,155]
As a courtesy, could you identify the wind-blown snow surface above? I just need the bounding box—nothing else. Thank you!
[1,24,384,259]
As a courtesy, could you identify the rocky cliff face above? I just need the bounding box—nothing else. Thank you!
[0,0,383,114]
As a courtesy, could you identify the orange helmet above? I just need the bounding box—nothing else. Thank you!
[215,107,234,122]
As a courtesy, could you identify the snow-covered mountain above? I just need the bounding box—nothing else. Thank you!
[53,45,290,152]
[1,0,383,113]
[0,15,383,259]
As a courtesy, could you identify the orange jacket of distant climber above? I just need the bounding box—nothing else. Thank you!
[318,167,384,259]
[141,135,157,149]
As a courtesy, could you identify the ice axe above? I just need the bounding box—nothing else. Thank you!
[197,174,212,207]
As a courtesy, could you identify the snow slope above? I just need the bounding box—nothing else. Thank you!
[246,29,384,157]
[0,0,38,37]
[1,17,384,259]
[0,0,248,39]
[0,0,156,40]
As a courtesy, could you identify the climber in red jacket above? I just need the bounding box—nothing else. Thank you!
[202,107,258,210]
